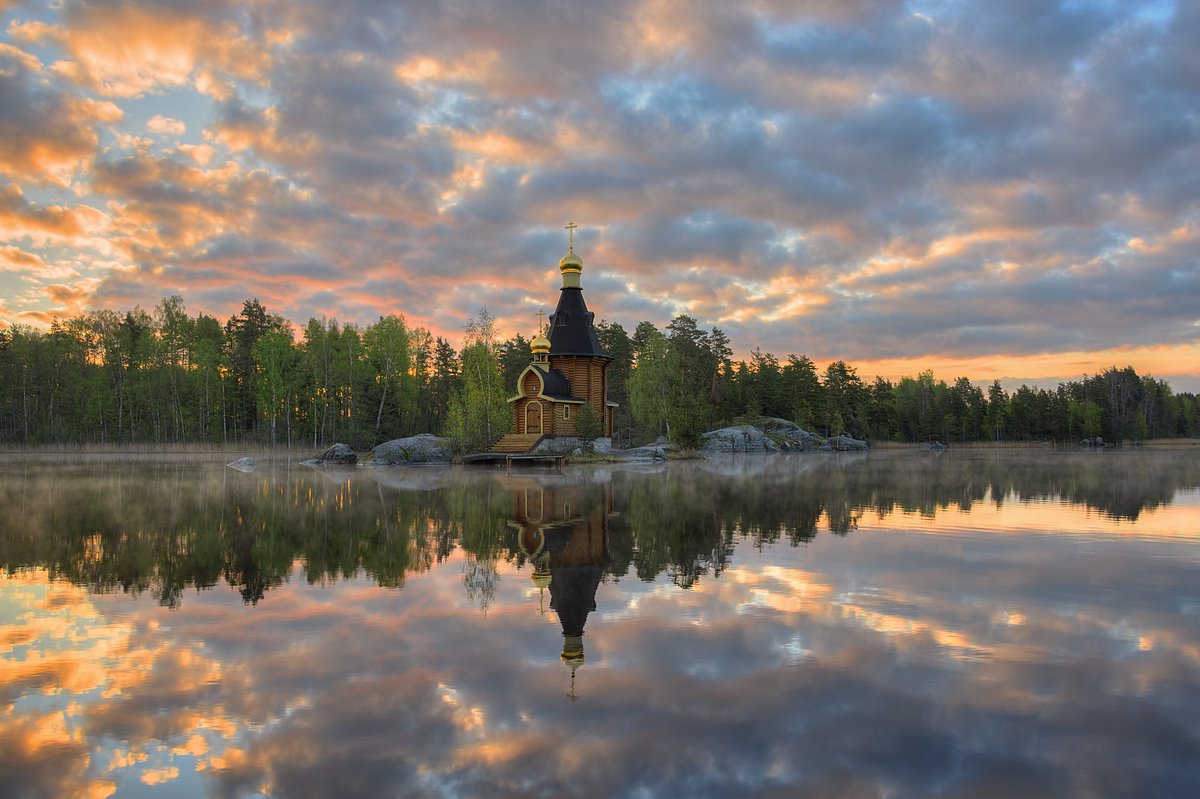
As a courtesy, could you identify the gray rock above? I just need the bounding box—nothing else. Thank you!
[226,456,256,472]
[700,425,782,453]
[312,442,357,465]
[745,417,826,450]
[530,436,583,456]
[613,444,669,461]
[362,434,452,465]
[828,435,869,451]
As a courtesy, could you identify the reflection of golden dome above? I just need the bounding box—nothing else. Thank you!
[518,529,545,557]
[561,634,585,669]
[531,333,550,354]
[558,251,583,272]
[531,567,552,589]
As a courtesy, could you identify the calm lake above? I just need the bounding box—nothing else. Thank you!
[2,450,1198,798]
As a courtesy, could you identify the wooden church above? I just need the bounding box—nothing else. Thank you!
[489,223,616,454]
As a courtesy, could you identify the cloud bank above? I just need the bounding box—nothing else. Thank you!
[0,0,1197,388]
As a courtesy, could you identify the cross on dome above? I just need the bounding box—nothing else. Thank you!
[565,220,578,253]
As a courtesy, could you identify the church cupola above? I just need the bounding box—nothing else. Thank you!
[559,220,583,289]
[531,310,550,363]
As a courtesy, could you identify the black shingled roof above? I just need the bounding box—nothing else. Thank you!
[529,365,579,401]
[547,287,610,358]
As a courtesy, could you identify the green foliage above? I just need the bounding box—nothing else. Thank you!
[627,323,671,442]
[596,320,634,438]
[252,329,298,446]
[0,296,1195,447]
[446,308,511,452]
[574,402,603,444]
[498,333,531,397]
[363,315,415,442]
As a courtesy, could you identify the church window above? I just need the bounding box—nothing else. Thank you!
[562,405,571,420]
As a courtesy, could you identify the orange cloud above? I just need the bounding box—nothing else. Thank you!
[0,244,46,270]
[395,51,500,86]
[139,766,179,785]
[0,44,122,186]
[146,115,185,136]
[170,734,210,757]
[13,6,270,99]
[0,185,111,246]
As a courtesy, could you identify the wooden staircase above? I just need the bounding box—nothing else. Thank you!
[488,433,544,454]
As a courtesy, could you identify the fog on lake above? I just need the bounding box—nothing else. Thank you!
[2,450,1198,798]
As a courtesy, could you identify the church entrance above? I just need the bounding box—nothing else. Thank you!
[525,402,543,435]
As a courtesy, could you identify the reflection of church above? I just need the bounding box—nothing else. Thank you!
[509,476,613,699]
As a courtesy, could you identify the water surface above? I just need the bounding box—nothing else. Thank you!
[2,450,1198,798]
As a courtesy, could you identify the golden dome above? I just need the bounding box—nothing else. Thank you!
[531,567,552,589]
[531,332,551,353]
[558,250,583,272]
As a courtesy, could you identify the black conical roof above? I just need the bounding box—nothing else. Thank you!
[547,287,609,358]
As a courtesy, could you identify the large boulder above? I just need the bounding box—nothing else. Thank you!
[306,442,357,465]
[700,425,782,453]
[827,435,869,451]
[747,417,826,450]
[613,444,670,462]
[226,456,256,472]
[362,434,452,465]
[531,436,583,456]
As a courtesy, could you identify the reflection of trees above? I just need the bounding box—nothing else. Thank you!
[0,462,476,607]
[1,451,1196,606]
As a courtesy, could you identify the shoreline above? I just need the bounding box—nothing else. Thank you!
[1,437,1196,459]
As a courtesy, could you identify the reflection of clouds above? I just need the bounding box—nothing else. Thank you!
[0,571,130,700]
[0,568,252,797]
[3,462,1200,796]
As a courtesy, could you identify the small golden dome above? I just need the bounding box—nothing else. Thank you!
[561,634,585,669]
[518,529,545,557]
[531,332,551,353]
[558,251,583,272]
[531,567,552,589]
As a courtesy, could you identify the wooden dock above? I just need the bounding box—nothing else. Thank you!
[461,452,567,472]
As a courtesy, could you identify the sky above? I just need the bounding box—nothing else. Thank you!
[1,0,1197,390]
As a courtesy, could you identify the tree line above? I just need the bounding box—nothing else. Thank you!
[0,296,1196,449]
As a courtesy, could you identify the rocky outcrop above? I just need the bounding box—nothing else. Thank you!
[531,436,584,456]
[825,435,869,451]
[361,434,452,465]
[308,442,357,465]
[745,417,826,451]
[612,444,670,461]
[700,425,782,453]
[699,419,869,454]
[226,456,256,472]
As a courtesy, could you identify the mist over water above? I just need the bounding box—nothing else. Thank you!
[2,450,1198,798]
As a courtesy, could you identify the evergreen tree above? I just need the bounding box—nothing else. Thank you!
[224,299,286,438]
[596,320,634,440]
